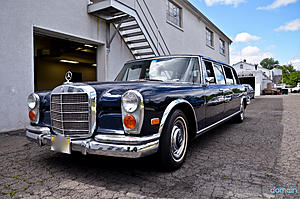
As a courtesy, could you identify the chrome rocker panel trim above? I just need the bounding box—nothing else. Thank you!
[26,126,159,158]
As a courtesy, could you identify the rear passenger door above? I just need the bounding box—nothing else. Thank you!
[202,60,226,127]
[222,65,237,117]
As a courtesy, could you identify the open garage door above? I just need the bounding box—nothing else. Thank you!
[239,77,255,90]
[34,34,97,91]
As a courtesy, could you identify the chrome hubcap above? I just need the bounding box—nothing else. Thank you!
[171,118,187,160]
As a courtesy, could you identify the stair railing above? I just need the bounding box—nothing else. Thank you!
[135,0,170,55]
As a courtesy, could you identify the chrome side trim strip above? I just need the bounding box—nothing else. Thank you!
[159,99,198,135]
[195,111,240,137]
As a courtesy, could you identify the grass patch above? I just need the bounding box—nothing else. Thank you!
[24,185,30,191]
[9,190,16,197]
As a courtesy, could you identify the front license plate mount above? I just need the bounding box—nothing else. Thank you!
[51,135,71,154]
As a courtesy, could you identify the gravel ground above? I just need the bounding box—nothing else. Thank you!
[0,94,299,199]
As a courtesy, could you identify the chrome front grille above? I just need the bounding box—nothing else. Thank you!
[50,93,90,136]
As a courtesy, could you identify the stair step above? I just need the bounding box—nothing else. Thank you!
[133,52,155,56]
[126,39,147,44]
[122,31,143,38]
[112,11,125,17]
[130,45,151,51]
[119,24,139,31]
[122,17,136,23]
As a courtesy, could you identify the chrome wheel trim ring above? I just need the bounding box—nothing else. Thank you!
[170,116,188,162]
[240,104,244,120]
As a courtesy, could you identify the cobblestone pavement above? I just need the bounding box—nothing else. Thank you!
[0,95,299,199]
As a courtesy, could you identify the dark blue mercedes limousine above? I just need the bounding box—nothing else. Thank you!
[26,55,248,170]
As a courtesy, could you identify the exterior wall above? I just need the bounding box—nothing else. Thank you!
[0,0,230,132]
[107,25,134,81]
[118,0,231,63]
[0,0,132,132]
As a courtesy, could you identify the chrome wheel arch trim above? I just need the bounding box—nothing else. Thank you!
[158,99,198,135]
[240,95,247,106]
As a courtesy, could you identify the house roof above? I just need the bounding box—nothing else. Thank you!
[179,0,232,44]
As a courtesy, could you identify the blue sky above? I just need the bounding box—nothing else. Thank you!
[189,0,300,69]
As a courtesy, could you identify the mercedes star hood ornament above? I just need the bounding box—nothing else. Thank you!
[65,71,72,83]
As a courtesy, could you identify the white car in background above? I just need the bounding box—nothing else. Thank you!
[291,87,300,93]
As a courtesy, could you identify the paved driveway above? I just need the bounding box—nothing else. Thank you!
[0,95,299,199]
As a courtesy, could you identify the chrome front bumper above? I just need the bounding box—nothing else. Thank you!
[26,126,160,158]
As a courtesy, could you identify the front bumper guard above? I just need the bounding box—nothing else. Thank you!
[26,126,160,158]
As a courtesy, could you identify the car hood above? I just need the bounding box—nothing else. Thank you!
[83,81,193,111]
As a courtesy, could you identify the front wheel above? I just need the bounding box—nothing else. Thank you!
[233,103,245,123]
[158,110,188,171]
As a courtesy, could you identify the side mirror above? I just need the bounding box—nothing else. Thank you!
[205,77,215,83]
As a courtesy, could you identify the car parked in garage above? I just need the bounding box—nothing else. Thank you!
[26,55,248,170]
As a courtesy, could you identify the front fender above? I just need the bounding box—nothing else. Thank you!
[158,99,198,135]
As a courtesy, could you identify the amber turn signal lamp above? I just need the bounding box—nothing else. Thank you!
[124,114,136,129]
[29,110,36,121]
[151,118,160,125]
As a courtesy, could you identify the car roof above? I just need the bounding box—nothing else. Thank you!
[126,54,232,67]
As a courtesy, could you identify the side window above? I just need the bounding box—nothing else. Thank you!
[185,58,200,83]
[213,63,226,84]
[223,65,234,85]
[232,68,240,84]
[203,60,216,84]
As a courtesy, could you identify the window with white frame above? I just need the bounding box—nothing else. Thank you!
[219,39,225,54]
[206,28,213,47]
[166,1,182,27]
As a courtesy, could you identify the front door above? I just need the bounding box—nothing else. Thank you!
[202,60,226,127]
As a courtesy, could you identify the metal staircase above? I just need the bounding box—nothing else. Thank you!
[88,0,169,59]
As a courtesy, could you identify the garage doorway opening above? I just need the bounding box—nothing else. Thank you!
[239,77,255,90]
[34,33,97,91]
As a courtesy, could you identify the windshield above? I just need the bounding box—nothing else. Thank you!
[115,57,200,83]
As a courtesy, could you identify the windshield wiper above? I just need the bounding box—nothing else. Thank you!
[142,78,164,82]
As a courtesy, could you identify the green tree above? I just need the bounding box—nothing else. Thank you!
[260,58,279,70]
[286,71,300,87]
[278,65,299,87]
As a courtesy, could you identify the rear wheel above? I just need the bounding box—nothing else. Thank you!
[158,110,188,170]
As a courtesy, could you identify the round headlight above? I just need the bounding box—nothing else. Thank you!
[27,93,38,109]
[122,91,139,113]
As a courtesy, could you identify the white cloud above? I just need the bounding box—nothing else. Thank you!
[204,0,245,7]
[275,19,300,32]
[230,46,274,65]
[288,56,300,70]
[265,45,277,50]
[234,32,261,43]
[257,0,297,10]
